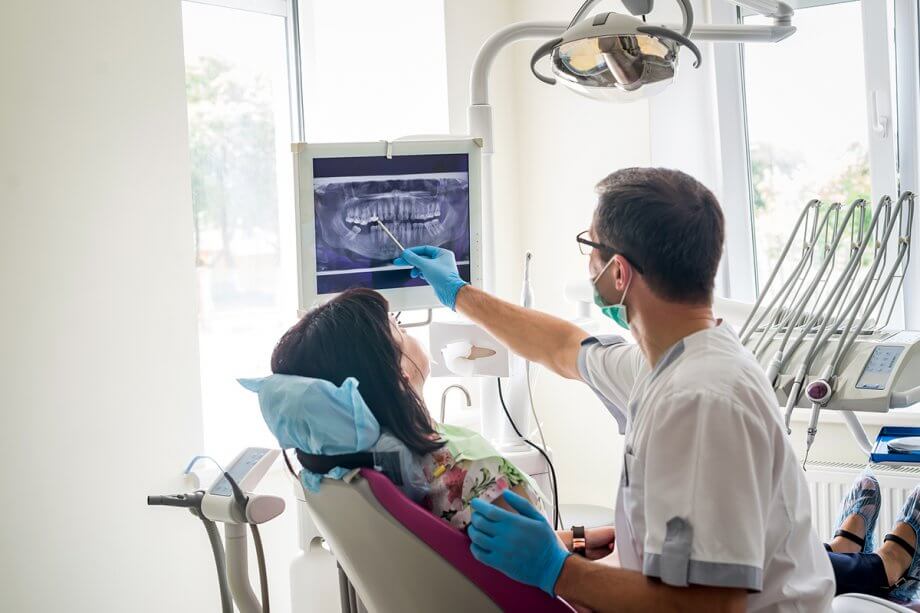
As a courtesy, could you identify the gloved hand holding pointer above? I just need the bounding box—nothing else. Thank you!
[393,246,469,310]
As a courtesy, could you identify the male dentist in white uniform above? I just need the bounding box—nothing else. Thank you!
[395,167,834,612]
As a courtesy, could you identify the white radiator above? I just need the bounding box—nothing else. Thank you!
[805,462,920,544]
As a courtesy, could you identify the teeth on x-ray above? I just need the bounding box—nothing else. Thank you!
[344,196,442,225]
[316,178,468,260]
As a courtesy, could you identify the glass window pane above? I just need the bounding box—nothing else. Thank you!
[182,2,296,460]
[301,0,450,142]
[744,1,871,284]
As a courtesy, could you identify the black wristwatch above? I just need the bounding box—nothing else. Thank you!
[572,525,586,557]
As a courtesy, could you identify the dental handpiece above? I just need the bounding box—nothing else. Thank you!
[803,405,819,467]
[371,216,406,252]
[521,251,534,308]
[802,375,832,468]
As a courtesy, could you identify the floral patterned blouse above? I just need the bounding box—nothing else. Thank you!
[419,440,544,531]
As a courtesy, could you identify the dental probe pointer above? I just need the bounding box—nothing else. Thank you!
[371,216,406,252]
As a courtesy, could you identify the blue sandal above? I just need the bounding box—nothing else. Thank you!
[833,470,881,554]
[887,486,920,602]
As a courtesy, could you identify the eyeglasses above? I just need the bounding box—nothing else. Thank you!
[576,230,644,274]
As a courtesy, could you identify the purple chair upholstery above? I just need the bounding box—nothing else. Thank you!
[359,468,576,612]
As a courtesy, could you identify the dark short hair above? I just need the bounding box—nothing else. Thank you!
[271,288,443,456]
[593,168,724,303]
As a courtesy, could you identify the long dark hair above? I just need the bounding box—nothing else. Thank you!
[271,287,443,456]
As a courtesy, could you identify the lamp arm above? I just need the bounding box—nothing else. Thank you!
[569,0,693,36]
[470,21,567,106]
[675,0,694,36]
[571,0,793,29]
[724,0,794,23]
[568,0,604,29]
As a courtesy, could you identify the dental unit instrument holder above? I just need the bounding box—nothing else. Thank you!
[740,194,920,462]
[148,448,284,613]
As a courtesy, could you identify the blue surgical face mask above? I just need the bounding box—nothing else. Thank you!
[592,255,632,330]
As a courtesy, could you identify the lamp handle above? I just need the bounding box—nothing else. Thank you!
[636,26,702,68]
[673,0,694,37]
[530,37,563,85]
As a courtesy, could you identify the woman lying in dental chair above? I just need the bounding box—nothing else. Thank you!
[247,287,614,559]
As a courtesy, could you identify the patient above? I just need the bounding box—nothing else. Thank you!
[267,287,611,556]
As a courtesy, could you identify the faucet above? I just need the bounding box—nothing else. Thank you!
[440,384,472,423]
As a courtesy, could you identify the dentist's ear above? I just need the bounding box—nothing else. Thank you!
[613,256,632,291]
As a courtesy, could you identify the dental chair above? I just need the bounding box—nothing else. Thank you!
[303,467,919,613]
[302,467,576,613]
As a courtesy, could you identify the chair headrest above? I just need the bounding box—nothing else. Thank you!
[239,374,380,491]
[240,374,430,500]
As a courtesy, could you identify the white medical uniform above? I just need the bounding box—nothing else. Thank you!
[579,324,834,612]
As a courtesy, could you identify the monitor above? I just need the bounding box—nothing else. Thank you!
[293,138,482,312]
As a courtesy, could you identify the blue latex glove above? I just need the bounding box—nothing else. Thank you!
[468,490,571,596]
[393,246,468,310]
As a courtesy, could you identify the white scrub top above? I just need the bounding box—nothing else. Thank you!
[579,324,834,612]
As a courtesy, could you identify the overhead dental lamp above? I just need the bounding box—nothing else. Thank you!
[469,0,796,290]
[530,0,700,101]
[526,0,795,102]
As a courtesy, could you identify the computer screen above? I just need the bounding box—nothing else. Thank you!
[294,137,482,311]
[313,154,471,293]
[295,139,481,312]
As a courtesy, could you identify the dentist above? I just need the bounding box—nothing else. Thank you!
[394,168,834,612]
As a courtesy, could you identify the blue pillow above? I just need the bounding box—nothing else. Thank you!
[238,374,429,501]
[238,374,380,492]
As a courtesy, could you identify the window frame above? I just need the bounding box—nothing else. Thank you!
[716,0,914,309]
[185,0,287,17]
[182,0,302,457]
[894,0,920,328]
[184,0,304,141]
[182,0,457,456]
[712,0,920,424]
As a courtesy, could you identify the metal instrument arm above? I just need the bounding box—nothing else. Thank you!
[724,0,793,22]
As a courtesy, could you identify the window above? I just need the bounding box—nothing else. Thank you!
[299,0,450,142]
[707,0,912,303]
[182,0,296,460]
[182,0,452,458]
[743,2,873,282]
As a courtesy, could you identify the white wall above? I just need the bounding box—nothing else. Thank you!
[444,0,521,298]
[0,1,212,610]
